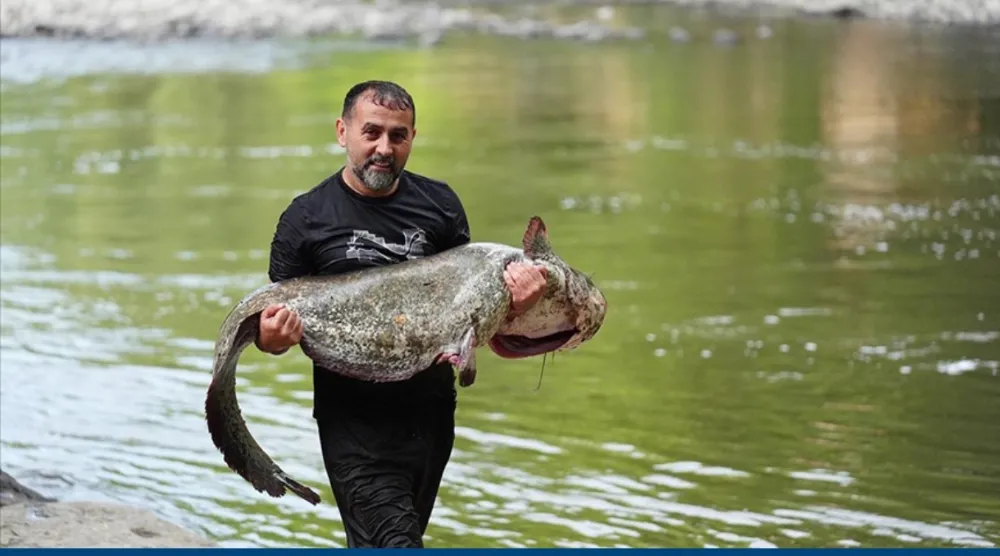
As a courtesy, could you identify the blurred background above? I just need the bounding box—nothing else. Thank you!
[1,0,999,548]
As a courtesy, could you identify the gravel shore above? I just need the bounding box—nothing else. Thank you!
[0,0,646,42]
[0,470,214,548]
[1,0,998,43]
[643,0,1000,24]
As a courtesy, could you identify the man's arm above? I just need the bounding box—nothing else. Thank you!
[439,193,471,251]
[257,202,312,354]
[268,202,313,283]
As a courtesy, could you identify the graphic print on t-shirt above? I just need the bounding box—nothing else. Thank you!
[345,228,431,264]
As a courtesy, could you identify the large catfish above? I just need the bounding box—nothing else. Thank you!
[204,216,607,505]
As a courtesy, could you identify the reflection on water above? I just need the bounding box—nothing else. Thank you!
[1,8,999,548]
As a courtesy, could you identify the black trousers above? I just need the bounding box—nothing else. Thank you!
[315,388,456,548]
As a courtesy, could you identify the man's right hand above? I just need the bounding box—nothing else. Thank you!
[256,303,304,355]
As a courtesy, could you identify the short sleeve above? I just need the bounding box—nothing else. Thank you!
[268,201,313,282]
[440,191,471,251]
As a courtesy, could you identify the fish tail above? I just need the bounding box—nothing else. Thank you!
[276,470,322,504]
[204,308,321,506]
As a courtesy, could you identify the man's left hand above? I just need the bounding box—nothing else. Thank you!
[504,261,548,319]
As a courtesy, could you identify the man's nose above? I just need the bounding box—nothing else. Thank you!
[375,135,392,156]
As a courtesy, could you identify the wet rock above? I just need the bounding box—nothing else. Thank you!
[1,471,56,507]
[0,469,213,548]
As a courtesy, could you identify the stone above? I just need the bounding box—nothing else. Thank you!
[0,469,214,549]
[0,501,216,548]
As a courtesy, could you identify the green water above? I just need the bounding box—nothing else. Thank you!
[2,8,999,548]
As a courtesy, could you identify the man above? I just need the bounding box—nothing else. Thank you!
[254,80,548,548]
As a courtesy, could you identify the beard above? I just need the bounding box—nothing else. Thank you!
[351,154,401,193]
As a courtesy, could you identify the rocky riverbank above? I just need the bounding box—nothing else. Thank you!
[0,0,997,44]
[639,0,1000,24]
[0,470,214,548]
[0,0,646,43]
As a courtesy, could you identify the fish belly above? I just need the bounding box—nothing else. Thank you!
[283,258,507,383]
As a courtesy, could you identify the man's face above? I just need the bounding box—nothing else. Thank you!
[336,95,416,193]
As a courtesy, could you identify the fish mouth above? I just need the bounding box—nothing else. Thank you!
[488,329,578,359]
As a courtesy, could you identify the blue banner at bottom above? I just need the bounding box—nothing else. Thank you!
[0,550,995,553]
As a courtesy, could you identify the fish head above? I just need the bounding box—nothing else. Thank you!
[488,216,608,359]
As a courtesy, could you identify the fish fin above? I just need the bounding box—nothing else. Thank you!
[458,349,478,388]
[435,328,478,387]
[277,471,322,505]
[442,326,476,388]
[522,216,553,258]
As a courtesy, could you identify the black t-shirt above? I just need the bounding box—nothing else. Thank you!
[266,167,471,418]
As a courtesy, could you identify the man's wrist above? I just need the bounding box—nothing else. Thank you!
[255,334,290,355]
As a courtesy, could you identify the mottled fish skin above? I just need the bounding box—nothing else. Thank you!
[204,216,607,505]
[292,242,520,382]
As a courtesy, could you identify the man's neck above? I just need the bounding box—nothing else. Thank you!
[342,167,399,198]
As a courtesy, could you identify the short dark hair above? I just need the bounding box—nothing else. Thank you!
[341,80,416,125]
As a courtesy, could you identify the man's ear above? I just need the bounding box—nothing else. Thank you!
[335,117,347,147]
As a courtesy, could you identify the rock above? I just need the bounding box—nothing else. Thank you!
[0,502,216,548]
[0,469,214,549]
[1,471,56,507]
[651,0,1000,25]
[1,0,996,43]
[0,0,646,42]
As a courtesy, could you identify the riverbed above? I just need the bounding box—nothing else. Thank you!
[1,5,999,548]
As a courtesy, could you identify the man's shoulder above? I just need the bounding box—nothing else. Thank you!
[281,172,341,218]
[403,169,464,209]
[404,169,458,195]
[292,172,339,204]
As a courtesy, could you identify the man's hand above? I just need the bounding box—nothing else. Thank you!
[256,304,304,355]
[504,262,548,320]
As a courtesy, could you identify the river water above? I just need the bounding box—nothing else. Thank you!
[1,6,999,548]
